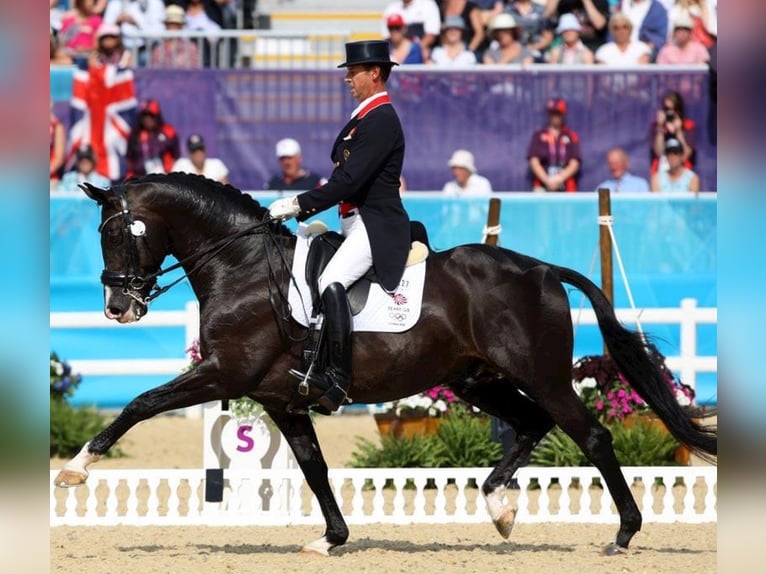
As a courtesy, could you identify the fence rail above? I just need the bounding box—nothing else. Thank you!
[49,298,716,398]
[50,465,716,527]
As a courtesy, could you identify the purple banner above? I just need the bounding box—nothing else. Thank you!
[114,68,715,191]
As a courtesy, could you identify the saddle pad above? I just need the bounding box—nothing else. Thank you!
[288,222,426,333]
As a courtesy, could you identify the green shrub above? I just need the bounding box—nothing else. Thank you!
[428,406,503,468]
[349,433,433,468]
[530,420,681,467]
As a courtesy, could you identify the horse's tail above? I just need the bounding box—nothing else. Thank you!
[555,264,717,460]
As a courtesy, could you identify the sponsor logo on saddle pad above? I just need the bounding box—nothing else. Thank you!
[288,222,426,333]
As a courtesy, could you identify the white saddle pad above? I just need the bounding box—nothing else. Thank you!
[287,222,426,333]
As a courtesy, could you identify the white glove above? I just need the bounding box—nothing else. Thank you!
[268,196,300,221]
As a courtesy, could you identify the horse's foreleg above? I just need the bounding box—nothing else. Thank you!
[265,408,349,555]
[53,366,228,488]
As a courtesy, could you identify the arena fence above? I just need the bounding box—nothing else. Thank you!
[49,298,717,410]
[50,465,716,527]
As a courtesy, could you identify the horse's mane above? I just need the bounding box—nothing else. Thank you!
[127,172,294,237]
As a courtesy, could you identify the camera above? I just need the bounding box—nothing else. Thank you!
[665,111,676,122]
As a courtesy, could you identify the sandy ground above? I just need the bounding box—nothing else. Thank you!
[50,412,717,574]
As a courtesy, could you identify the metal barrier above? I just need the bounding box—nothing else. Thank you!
[50,465,716,526]
[124,29,351,69]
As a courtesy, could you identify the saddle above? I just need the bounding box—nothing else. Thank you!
[304,220,431,316]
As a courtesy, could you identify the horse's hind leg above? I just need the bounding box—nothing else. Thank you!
[265,408,349,556]
[453,378,554,539]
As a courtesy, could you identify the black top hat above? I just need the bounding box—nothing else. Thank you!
[337,40,398,68]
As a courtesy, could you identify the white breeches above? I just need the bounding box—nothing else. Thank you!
[318,211,373,294]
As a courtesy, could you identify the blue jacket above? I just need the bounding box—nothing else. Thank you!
[638,1,668,60]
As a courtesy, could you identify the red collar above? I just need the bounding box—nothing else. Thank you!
[357,93,391,119]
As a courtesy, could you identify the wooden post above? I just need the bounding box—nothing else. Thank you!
[598,188,613,356]
[484,198,501,245]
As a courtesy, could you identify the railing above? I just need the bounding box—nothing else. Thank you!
[49,465,717,526]
[48,298,716,399]
[122,29,351,69]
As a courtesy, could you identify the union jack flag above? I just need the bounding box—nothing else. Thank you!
[68,63,137,181]
[391,293,408,305]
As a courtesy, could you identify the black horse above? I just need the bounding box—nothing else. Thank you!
[54,173,716,555]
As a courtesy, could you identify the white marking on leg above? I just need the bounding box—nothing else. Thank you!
[62,441,101,477]
[301,535,332,556]
[485,485,508,521]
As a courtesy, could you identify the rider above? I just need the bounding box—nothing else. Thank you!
[267,40,411,412]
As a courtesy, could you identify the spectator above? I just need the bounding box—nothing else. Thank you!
[381,0,442,60]
[668,0,716,49]
[594,12,651,65]
[266,138,326,191]
[543,0,610,53]
[505,0,554,61]
[184,0,222,33]
[50,28,73,66]
[616,0,668,59]
[429,16,478,66]
[596,148,650,193]
[439,0,486,56]
[483,13,534,64]
[50,104,67,188]
[171,134,230,184]
[546,13,594,64]
[90,22,131,67]
[650,138,700,193]
[150,4,202,68]
[125,99,180,178]
[67,23,138,182]
[656,14,709,64]
[442,150,493,196]
[650,89,697,176]
[476,0,506,27]
[387,14,425,64]
[59,0,104,66]
[59,145,112,192]
[526,98,582,192]
[102,0,165,64]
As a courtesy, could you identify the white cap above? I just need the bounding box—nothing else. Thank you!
[673,13,694,30]
[557,13,582,34]
[276,138,301,158]
[448,150,476,174]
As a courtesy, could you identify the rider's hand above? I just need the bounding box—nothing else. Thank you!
[268,196,300,221]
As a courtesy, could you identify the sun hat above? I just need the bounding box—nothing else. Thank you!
[163,5,186,25]
[443,15,466,30]
[488,13,518,32]
[276,138,301,158]
[557,13,582,34]
[448,150,477,174]
[672,13,694,30]
[96,23,121,39]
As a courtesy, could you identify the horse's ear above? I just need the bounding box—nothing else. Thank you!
[79,182,111,205]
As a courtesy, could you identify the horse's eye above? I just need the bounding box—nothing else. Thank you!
[105,227,122,245]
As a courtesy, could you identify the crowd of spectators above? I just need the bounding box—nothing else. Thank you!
[49,1,715,193]
[381,0,716,66]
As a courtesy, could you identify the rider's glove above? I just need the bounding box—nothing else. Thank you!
[268,196,300,221]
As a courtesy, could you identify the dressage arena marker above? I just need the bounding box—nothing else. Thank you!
[50,465,716,527]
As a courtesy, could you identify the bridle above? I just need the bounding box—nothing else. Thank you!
[97,185,277,306]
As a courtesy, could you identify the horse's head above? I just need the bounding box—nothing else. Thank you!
[81,182,169,323]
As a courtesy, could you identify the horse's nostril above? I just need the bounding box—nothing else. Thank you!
[107,306,124,317]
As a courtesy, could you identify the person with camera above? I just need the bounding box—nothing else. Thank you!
[650,90,697,177]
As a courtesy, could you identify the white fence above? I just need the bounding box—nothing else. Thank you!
[49,298,717,400]
[50,465,716,527]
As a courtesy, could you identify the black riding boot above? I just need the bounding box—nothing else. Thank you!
[289,282,352,412]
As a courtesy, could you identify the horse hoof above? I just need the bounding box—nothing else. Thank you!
[300,536,332,556]
[53,469,88,488]
[493,507,518,539]
[603,542,629,556]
